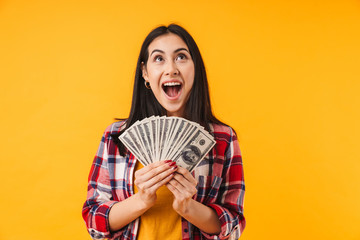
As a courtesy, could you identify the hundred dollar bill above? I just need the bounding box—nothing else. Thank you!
[162,117,181,160]
[167,120,194,160]
[119,116,216,171]
[172,128,216,172]
[119,130,147,166]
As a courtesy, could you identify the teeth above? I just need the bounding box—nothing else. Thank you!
[163,82,181,87]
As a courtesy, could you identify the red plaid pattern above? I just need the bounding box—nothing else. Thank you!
[82,121,245,240]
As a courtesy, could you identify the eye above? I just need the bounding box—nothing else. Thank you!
[154,55,164,62]
[176,53,187,61]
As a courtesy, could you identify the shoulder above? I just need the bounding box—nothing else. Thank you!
[102,120,127,140]
[210,123,242,160]
[209,123,238,153]
[210,123,237,142]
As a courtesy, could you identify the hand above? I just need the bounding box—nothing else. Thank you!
[166,166,198,215]
[134,160,177,209]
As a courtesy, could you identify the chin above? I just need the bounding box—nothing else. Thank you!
[165,108,184,117]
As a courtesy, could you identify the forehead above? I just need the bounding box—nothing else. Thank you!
[148,33,189,52]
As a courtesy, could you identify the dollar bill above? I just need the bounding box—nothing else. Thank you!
[172,128,215,172]
[119,116,215,171]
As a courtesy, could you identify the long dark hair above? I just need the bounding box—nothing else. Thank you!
[114,24,226,155]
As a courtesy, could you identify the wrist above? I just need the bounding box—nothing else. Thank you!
[134,193,155,211]
[174,198,194,217]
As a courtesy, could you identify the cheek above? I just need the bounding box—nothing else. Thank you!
[147,73,161,86]
[146,65,161,78]
[185,66,195,87]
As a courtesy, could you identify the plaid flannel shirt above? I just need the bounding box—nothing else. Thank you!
[82,121,245,240]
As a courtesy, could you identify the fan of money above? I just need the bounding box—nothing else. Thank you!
[119,116,216,172]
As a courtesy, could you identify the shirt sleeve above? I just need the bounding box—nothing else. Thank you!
[82,128,124,240]
[201,127,246,239]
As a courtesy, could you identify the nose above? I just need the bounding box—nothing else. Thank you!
[165,61,179,76]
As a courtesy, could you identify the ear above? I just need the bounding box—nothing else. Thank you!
[141,62,148,81]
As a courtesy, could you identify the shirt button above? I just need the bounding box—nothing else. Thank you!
[184,229,188,233]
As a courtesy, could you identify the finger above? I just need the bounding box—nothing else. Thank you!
[136,164,177,189]
[135,160,172,177]
[148,172,175,193]
[144,166,177,189]
[167,176,187,193]
[172,173,197,193]
[175,166,197,185]
[166,181,181,197]
[136,160,176,183]
[167,178,196,199]
[141,161,176,182]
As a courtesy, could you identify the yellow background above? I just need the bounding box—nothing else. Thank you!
[1,0,359,239]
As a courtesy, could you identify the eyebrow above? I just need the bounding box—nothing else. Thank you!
[150,48,189,56]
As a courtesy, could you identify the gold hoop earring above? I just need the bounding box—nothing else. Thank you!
[144,81,151,89]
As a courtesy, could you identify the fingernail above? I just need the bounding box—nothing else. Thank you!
[164,160,172,163]
[168,161,176,167]
[172,165,177,170]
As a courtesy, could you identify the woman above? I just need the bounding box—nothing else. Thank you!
[82,24,245,240]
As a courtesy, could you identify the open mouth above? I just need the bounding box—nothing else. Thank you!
[162,82,182,98]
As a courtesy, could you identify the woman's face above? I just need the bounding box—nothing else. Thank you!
[142,33,195,117]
